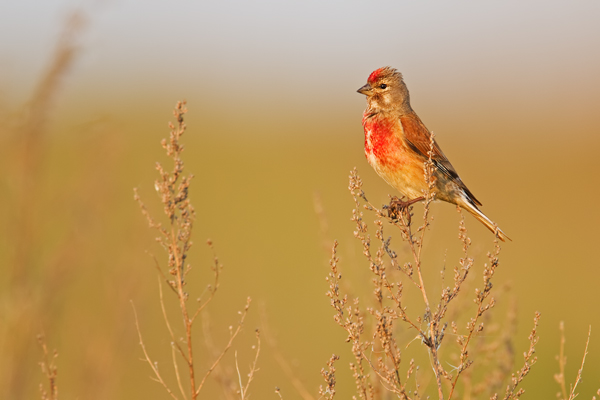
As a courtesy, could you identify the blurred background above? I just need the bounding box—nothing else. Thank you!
[1,0,599,398]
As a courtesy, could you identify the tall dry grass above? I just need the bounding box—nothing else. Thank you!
[133,101,259,400]
[0,12,85,399]
[318,148,596,398]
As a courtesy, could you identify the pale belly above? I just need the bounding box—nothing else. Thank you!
[364,132,428,199]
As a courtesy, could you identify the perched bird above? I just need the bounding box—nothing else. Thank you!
[357,66,509,241]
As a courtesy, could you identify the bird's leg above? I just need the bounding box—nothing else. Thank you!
[386,196,425,224]
[401,196,425,207]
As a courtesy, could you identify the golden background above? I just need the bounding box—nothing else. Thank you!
[1,1,599,398]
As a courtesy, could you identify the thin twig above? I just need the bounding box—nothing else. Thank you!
[172,343,188,400]
[158,276,187,362]
[37,332,59,400]
[555,321,568,400]
[241,330,261,397]
[235,352,244,399]
[195,297,252,396]
[131,301,178,400]
[567,325,591,400]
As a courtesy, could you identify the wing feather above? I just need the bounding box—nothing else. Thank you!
[400,113,482,206]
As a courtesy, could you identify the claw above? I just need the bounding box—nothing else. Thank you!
[387,196,425,223]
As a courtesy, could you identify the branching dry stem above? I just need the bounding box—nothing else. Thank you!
[37,333,59,400]
[322,128,554,399]
[133,101,255,399]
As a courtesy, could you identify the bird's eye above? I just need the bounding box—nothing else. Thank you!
[380,84,387,89]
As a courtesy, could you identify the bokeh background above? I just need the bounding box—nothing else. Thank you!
[1,0,599,398]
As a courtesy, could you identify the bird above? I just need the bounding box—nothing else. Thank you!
[357,66,509,241]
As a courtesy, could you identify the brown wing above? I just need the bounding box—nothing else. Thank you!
[400,113,482,206]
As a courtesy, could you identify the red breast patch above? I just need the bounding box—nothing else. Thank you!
[363,117,402,168]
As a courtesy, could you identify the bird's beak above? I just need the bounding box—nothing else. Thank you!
[357,83,372,95]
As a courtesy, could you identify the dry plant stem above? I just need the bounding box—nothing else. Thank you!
[132,302,178,400]
[162,102,197,397]
[497,312,540,400]
[344,164,516,399]
[325,241,374,399]
[338,132,527,399]
[416,135,445,399]
[235,353,244,398]
[172,343,187,400]
[237,329,261,400]
[37,333,58,400]
[346,182,421,399]
[447,237,501,399]
[157,278,189,399]
[191,242,221,323]
[14,11,85,282]
[566,326,592,400]
[275,387,284,399]
[348,179,474,399]
[195,298,251,396]
[158,278,187,365]
[554,322,594,400]
[7,15,82,398]
[135,102,254,399]
[349,187,428,342]
[200,312,238,398]
[556,321,568,400]
[327,238,413,399]
[462,290,516,399]
[349,133,446,398]
[178,245,197,398]
[319,354,340,399]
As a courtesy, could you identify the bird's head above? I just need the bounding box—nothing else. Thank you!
[357,67,412,115]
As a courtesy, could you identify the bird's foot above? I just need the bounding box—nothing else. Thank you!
[386,196,425,223]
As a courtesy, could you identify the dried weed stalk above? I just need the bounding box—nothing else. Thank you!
[37,333,58,400]
[494,312,540,400]
[13,10,85,283]
[133,101,257,399]
[3,11,84,399]
[319,354,340,400]
[324,134,541,399]
[554,323,595,400]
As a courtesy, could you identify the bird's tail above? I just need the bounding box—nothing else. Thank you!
[459,198,511,242]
